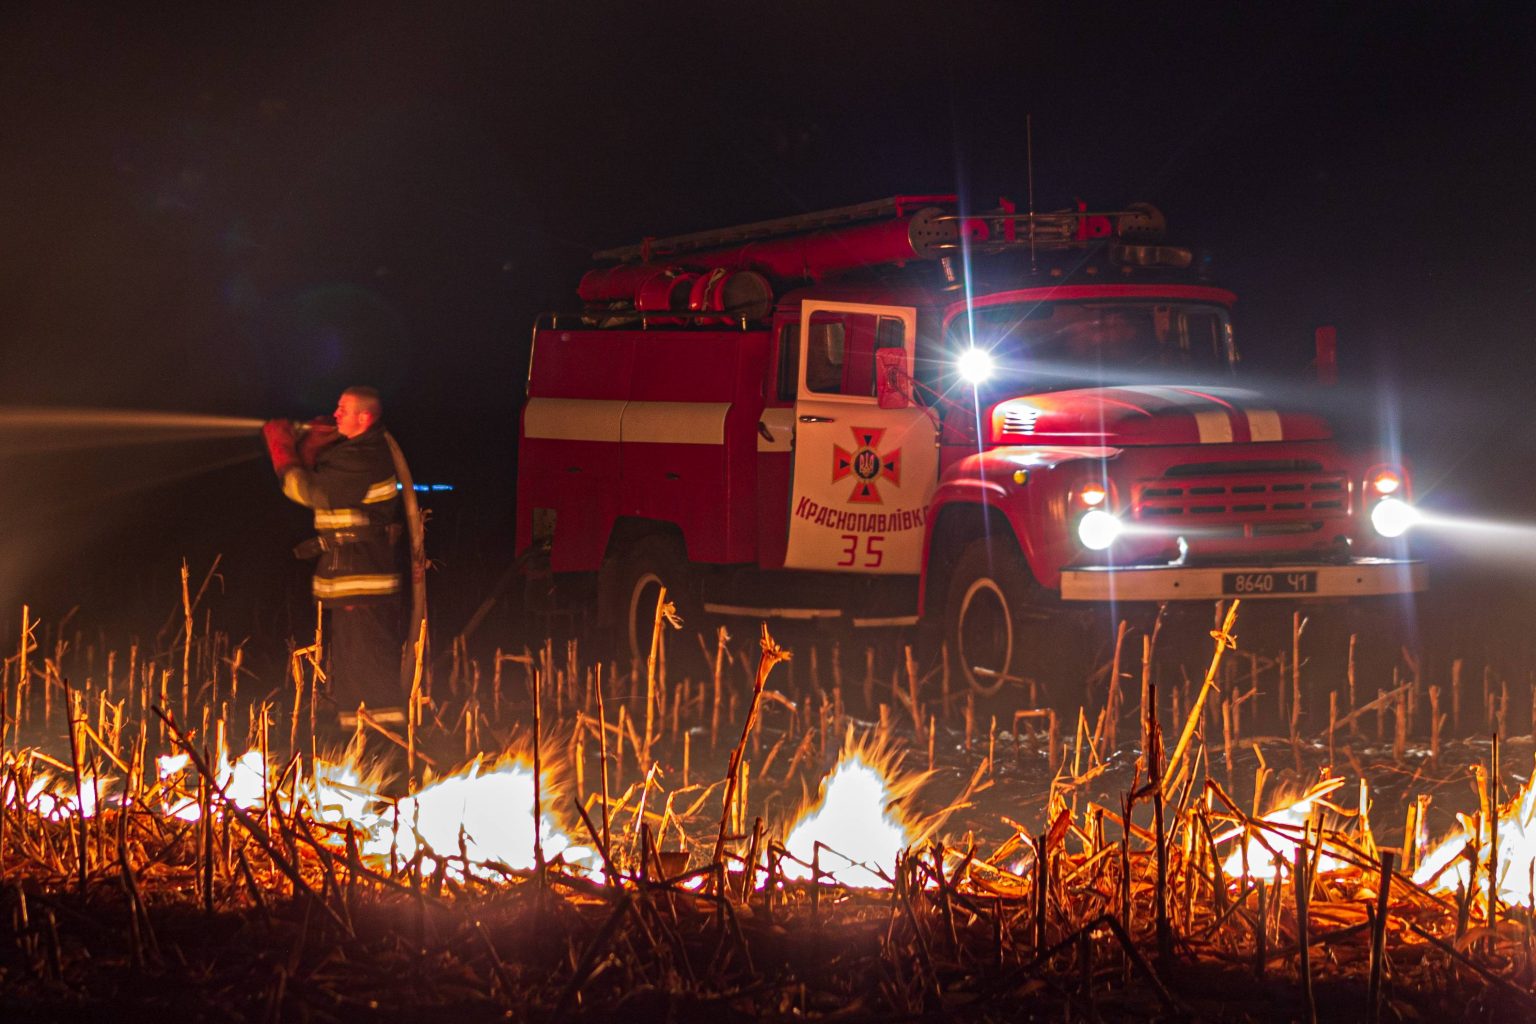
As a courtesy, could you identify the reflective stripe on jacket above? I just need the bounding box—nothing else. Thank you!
[313,573,402,600]
[279,426,403,606]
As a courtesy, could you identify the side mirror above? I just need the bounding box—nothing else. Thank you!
[1314,325,1338,387]
[875,348,912,409]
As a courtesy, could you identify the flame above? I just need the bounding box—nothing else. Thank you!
[158,750,269,821]
[1414,764,1536,905]
[5,771,103,820]
[307,759,383,824]
[337,755,594,875]
[1217,778,1350,882]
[12,743,592,881]
[781,752,912,889]
[10,735,927,889]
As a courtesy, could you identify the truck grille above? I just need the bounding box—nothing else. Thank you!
[1000,407,1040,434]
[1134,466,1349,523]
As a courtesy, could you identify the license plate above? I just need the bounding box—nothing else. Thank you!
[1222,571,1317,596]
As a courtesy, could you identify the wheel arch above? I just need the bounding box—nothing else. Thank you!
[597,517,688,626]
[602,516,687,560]
[920,501,1028,619]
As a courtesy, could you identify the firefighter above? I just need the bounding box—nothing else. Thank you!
[263,386,405,719]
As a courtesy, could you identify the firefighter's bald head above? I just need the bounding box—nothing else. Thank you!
[335,386,383,438]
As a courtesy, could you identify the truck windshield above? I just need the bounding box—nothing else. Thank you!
[944,300,1237,391]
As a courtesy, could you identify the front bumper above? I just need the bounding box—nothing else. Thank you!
[1059,557,1426,602]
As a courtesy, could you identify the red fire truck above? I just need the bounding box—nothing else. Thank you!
[516,196,1424,695]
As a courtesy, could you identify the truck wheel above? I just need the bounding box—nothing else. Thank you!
[609,535,695,669]
[944,537,1043,697]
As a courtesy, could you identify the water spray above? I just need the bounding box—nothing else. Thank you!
[0,407,265,433]
[0,406,267,456]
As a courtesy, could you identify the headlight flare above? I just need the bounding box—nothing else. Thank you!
[1077,509,1122,550]
[957,348,993,385]
[1389,509,1536,567]
[1370,497,1419,539]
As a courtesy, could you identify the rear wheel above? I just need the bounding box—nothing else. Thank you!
[605,535,696,669]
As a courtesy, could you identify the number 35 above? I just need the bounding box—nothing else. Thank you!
[838,534,884,568]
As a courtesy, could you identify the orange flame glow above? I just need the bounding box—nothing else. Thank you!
[781,752,912,889]
[15,744,593,881]
[1217,778,1350,882]
[1414,760,1536,905]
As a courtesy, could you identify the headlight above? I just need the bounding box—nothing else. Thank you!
[1077,509,1122,550]
[1370,497,1418,538]
[957,348,993,384]
[1077,482,1108,507]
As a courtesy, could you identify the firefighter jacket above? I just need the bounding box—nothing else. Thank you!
[279,425,403,607]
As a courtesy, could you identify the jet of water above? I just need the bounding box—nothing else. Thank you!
[0,406,266,455]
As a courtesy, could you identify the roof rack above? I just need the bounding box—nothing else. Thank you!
[929,202,1166,250]
[593,196,1172,267]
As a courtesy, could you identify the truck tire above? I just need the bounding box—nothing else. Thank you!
[944,537,1044,697]
[608,535,696,669]
[944,534,1104,707]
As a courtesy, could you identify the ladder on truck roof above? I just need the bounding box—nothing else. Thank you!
[592,195,1171,265]
[593,195,957,263]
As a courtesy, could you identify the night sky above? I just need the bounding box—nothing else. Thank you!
[2,4,1534,662]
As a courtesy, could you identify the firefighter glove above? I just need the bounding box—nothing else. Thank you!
[297,417,340,469]
[262,419,300,477]
[292,536,325,560]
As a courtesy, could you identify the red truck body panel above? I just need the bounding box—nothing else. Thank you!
[519,326,769,570]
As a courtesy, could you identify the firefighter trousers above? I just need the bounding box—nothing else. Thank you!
[326,599,403,713]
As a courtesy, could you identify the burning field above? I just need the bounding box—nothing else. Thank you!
[4,584,1536,1022]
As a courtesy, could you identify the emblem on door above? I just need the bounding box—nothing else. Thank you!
[832,427,901,504]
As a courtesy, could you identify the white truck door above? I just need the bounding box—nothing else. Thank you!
[784,301,938,573]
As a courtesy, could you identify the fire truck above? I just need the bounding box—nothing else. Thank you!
[516,196,1424,695]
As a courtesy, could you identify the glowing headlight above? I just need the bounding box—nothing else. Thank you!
[1078,482,1108,507]
[1077,509,1122,550]
[1370,497,1419,538]
[957,348,994,384]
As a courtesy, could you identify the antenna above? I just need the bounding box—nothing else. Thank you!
[1026,114,1037,271]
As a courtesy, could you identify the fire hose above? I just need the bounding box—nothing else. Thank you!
[383,430,429,692]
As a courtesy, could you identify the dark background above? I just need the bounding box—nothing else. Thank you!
[2,3,1534,681]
